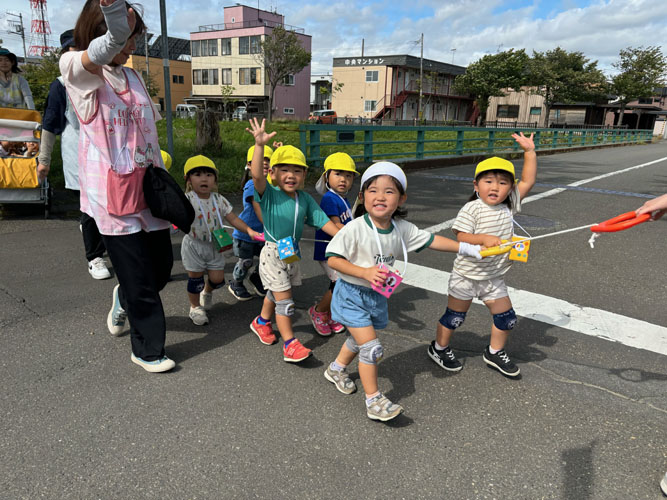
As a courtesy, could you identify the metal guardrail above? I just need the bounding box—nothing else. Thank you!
[299,124,654,167]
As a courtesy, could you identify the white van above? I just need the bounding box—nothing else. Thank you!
[176,104,198,119]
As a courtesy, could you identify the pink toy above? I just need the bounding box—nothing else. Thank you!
[371,265,403,298]
[252,232,265,242]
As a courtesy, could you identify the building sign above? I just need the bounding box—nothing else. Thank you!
[343,58,385,66]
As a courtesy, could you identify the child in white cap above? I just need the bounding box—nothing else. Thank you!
[309,152,359,336]
[428,132,537,378]
[246,118,339,363]
[324,161,482,421]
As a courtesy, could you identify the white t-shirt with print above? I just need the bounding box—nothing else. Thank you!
[187,192,233,242]
[325,214,434,288]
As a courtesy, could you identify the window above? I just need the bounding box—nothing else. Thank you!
[172,74,178,84]
[529,106,542,115]
[221,68,232,85]
[239,35,261,55]
[191,40,200,57]
[497,104,519,118]
[193,69,218,85]
[221,38,231,55]
[283,108,295,114]
[366,70,379,82]
[282,74,295,86]
[638,97,654,104]
[239,67,261,85]
[208,39,218,56]
[364,100,377,112]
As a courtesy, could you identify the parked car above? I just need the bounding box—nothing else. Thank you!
[232,106,248,121]
[176,104,198,119]
[309,109,337,124]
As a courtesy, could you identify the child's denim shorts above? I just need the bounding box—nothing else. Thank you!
[331,279,388,330]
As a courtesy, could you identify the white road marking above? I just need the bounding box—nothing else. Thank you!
[397,261,667,356]
[423,156,667,233]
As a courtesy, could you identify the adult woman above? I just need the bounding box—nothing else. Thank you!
[0,48,34,109]
[60,0,174,372]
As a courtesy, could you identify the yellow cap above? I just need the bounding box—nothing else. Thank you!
[184,155,218,177]
[474,157,515,179]
[269,145,308,169]
[247,145,274,163]
[323,152,359,175]
[161,150,172,170]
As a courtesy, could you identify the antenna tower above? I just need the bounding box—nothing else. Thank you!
[28,0,52,56]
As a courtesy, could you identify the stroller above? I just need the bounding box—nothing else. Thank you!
[0,107,50,217]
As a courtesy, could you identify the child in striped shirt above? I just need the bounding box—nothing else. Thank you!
[428,132,537,378]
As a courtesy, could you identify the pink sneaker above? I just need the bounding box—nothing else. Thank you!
[308,305,332,336]
[328,318,345,333]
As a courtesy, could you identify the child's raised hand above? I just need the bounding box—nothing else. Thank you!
[511,132,535,152]
[246,117,276,146]
[363,265,389,287]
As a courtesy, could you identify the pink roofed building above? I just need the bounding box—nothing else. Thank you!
[188,4,311,120]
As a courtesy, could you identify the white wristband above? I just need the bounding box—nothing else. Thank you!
[458,242,482,260]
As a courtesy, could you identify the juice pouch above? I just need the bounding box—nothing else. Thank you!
[509,236,530,262]
[212,228,233,252]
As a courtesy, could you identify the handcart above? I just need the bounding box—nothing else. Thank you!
[0,107,50,217]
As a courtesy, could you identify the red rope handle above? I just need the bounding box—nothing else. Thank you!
[591,211,650,233]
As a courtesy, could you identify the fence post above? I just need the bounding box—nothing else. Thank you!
[581,130,586,146]
[456,130,464,155]
[364,129,373,164]
[309,129,321,167]
[568,130,574,147]
[487,130,495,154]
[534,131,541,150]
[299,127,307,160]
[416,128,425,160]
[592,129,598,145]
[552,130,558,149]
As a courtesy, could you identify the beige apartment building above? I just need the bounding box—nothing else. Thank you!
[332,55,473,122]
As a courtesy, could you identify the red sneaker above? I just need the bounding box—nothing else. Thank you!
[250,316,277,345]
[283,338,312,363]
[328,318,345,333]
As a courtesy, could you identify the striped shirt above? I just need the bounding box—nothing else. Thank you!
[452,190,520,280]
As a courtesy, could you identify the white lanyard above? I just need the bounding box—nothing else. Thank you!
[504,207,532,239]
[263,192,299,243]
[370,218,408,275]
[328,188,353,220]
[194,193,225,242]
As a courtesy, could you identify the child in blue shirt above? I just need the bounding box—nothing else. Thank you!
[229,145,273,301]
[309,152,358,336]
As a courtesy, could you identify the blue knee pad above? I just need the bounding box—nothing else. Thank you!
[207,278,225,290]
[187,276,205,294]
[345,336,359,353]
[493,308,517,331]
[439,308,467,329]
[359,338,383,365]
[233,258,253,281]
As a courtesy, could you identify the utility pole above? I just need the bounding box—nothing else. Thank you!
[451,48,457,64]
[6,12,28,60]
[159,0,173,157]
[418,33,423,121]
[361,38,364,57]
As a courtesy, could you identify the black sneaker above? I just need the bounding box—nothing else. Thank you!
[427,341,462,372]
[248,272,266,297]
[228,280,253,301]
[483,346,520,377]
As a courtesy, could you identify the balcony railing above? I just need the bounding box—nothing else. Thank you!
[197,20,304,34]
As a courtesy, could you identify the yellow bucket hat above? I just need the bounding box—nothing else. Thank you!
[247,145,274,163]
[269,145,308,169]
[161,150,172,171]
[474,157,515,180]
[184,155,218,177]
[316,152,358,194]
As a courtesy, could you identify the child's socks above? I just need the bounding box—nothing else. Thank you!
[257,315,270,325]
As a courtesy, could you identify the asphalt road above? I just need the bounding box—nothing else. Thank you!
[1,141,666,499]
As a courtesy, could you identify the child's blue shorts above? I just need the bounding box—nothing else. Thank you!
[331,279,388,330]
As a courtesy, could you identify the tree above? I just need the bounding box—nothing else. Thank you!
[318,78,344,108]
[453,49,530,126]
[219,84,236,120]
[142,70,161,98]
[610,46,667,127]
[22,51,61,112]
[256,25,311,121]
[528,47,608,127]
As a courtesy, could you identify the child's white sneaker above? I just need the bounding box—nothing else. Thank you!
[189,306,209,325]
[88,257,111,280]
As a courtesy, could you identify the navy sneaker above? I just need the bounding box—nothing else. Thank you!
[228,280,253,301]
[248,272,266,297]
[427,341,462,372]
[483,346,520,377]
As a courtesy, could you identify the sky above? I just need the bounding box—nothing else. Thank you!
[1,0,666,77]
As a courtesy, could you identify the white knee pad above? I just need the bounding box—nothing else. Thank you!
[359,338,383,365]
[275,298,295,317]
[345,336,360,353]
[266,290,275,303]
